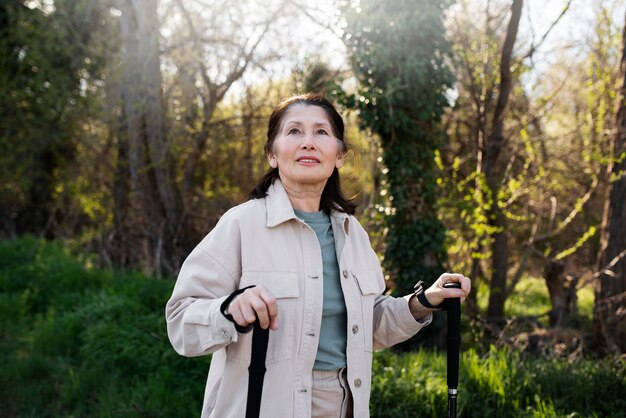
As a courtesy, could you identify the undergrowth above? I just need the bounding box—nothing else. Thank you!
[1,237,624,417]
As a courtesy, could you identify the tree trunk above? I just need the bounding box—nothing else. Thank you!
[464,257,482,319]
[117,0,154,272]
[115,0,184,276]
[138,0,183,247]
[485,0,523,325]
[544,261,578,327]
[244,87,255,187]
[593,11,626,353]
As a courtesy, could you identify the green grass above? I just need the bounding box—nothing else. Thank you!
[474,275,595,328]
[505,276,552,318]
[372,347,626,418]
[1,237,624,417]
[0,237,209,417]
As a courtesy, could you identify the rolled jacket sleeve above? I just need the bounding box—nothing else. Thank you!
[166,227,242,357]
[367,250,432,351]
[372,294,432,351]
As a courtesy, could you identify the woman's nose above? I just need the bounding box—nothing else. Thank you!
[300,134,316,150]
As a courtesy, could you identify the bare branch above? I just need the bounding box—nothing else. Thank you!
[213,0,289,101]
[535,174,599,241]
[523,0,573,61]
[291,1,343,41]
[484,0,523,179]
[578,248,626,290]
[173,0,216,97]
[596,289,626,305]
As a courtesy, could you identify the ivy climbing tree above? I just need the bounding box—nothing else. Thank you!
[338,0,453,296]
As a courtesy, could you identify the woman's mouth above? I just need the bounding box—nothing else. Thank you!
[297,156,320,164]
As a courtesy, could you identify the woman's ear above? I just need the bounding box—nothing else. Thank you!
[268,153,278,168]
[335,152,345,169]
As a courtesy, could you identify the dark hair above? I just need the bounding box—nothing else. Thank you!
[249,93,357,215]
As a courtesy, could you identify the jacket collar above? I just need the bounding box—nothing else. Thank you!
[265,179,350,235]
[265,179,297,227]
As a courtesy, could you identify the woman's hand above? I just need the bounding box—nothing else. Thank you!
[226,286,279,330]
[424,273,471,307]
[409,273,471,319]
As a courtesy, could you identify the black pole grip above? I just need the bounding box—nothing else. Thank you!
[443,282,461,418]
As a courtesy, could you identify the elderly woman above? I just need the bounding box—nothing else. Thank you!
[166,93,471,418]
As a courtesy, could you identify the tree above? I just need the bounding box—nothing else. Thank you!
[0,0,107,238]
[593,10,626,354]
[526,2,623,328]
[483,0,524,324]
[440,0,607,328]
[106,0,292,274]
[111,0,185,275]
[440,0,526,323]
[338,0,453,299]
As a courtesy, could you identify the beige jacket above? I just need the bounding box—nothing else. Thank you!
[166,180,432,418]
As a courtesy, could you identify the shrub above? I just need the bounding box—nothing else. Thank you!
[0,237,208,417]
[1,237,624,417]
[371,346,626,417]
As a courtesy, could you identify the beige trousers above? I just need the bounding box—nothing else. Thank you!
[311,367,353,418]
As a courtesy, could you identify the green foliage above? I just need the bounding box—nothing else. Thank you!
[434,150,496,275]
[371,347,626,418]
[371,348,447,417]
[503,276,551,319]
[0,237,208,417]
[1,238,624,417]
[338,0,454,296]
[475,275,594,330]
[0,1,109,237]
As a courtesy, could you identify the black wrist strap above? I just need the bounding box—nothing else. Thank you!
[220,285,256,333]
[417,290,443,310]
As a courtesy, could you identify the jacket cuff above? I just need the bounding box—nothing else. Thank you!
[415,311,433,325]
[400,294,432,333]
[175,295,240,355]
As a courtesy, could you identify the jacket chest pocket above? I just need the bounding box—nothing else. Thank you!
[351,268,382,352]
[227,270,300,365]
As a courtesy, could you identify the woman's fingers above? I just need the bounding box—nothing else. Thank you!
[258,287,279,330]
[248,288,277,330]
[435,273,472,301]
[228,298,255,327]
[462,275,471,296]
[228,286,279,330]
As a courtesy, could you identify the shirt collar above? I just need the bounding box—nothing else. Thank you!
[265,179,350,235]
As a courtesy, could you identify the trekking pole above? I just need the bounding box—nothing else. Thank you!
[443,282,462,418]
[245,320,269,418]
[221,286,269,418]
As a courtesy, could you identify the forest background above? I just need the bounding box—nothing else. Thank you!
[1,0,626,416]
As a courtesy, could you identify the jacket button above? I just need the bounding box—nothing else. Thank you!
[354,378,361,388]
[342,269,348,278]
[352,325,359,334]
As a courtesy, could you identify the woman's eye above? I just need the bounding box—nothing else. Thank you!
[288,128,301,135]
[316,129,329,135]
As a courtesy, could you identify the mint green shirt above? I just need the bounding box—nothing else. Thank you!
[294,209,347,370]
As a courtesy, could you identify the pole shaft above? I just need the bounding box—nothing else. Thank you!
[443,282,462,418]
[448,393,457,418]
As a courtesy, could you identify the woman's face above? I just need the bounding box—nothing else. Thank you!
[268,104,344,191]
